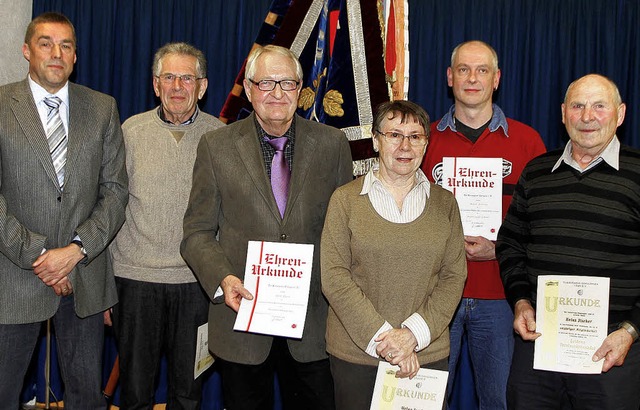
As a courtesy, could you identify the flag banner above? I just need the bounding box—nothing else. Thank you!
[220,0,391,176]
[383,0,409,101]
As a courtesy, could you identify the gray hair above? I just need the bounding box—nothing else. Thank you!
[153,42,207,78]
[450,40,499,72]
[245,45,303,82]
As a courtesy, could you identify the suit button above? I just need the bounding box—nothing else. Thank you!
[57,196,62,202]
[280,234,287,240]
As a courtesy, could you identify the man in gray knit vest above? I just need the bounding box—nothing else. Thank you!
[108,42,224,409]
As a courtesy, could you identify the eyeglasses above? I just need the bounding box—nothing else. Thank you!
[156,73,203,85]
[376,130,428,146]
[249,79,300,92]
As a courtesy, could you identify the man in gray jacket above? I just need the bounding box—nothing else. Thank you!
[0,12,128,409]
[182,45,353,410]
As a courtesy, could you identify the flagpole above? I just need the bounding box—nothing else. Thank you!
[45,319,51,409]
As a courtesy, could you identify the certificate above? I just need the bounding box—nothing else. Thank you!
[194,323,214,379]
[370,362,448,410]
[441,157,502,240]
[534,275,610,374]
[233,241,314,339]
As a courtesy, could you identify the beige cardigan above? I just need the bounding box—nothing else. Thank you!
[321,177,467,366]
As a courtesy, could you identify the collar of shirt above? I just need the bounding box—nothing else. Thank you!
[360,166,431,223]
[28,74,70,132]
[437,103,509,137]
[552,136,620,173]
[157,105,199,125]
[254,115,296,141]
[255,115,296,178]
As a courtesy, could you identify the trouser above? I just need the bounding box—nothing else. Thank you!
[447,298,514,410]
[0,295,106,410]
[507,335,640,409]
[113,278,209,410]
[219,337,335,410]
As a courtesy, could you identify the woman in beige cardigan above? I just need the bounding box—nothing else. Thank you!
[321,100,467,409]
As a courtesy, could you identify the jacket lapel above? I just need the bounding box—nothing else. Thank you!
[65,83,87,187]
[234,114,283,220]
[287,116,317,217]
[11,80,61,190]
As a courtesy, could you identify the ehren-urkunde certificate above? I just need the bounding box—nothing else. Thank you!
[234,241,313,339]
[441,157,502,240]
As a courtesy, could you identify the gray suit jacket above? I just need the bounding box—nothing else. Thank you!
[0,79,128,324]
[181,113,353,364]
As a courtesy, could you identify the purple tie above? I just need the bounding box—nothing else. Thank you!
[267,137,290,218]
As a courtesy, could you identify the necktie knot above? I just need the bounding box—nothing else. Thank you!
[44,96,62,112]
[267,136,288,152]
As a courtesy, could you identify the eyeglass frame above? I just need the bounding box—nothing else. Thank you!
[249,79,301,92]
[155,73,204,85]
[375,130,429,146]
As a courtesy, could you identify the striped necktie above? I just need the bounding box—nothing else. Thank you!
[43,96,67,189]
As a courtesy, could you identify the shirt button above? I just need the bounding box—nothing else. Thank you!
[280,234,287,240]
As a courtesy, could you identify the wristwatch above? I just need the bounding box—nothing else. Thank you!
[619,321,639,341]
[71,239,87,257]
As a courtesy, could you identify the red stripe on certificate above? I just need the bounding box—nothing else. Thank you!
[246,241,265,332]
[452,157,458,196]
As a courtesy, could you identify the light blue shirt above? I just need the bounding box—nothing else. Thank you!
[437,103,510,136]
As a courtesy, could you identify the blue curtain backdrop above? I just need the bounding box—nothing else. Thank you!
[27,0,640,409]
[33,0,273,123]
[33,0,640,151]
[409,0,640,151]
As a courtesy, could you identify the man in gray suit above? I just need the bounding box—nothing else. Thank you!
[0,12,128,409]
[181,45,353,410]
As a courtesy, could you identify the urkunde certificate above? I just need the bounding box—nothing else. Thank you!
[233,241,313,339]
[442,157,502,240]
[369,362,448,410]
[534,275,610,374]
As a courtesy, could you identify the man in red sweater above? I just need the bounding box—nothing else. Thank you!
[421,40,546,409]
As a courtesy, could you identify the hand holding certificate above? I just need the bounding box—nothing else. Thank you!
[534,275,610,374]
[233,241,314,339]
[369,362,448,410]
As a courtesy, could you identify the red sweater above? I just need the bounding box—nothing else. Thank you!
[421,107,546,299]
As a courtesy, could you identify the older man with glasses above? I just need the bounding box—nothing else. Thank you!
[108,42,224,409]
[181,45,353,410]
